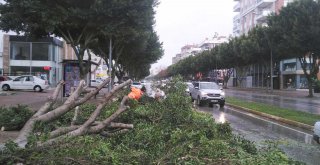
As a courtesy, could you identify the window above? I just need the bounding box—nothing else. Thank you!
[14,76,25,82]
[200,83,219,89]
[32,43,50,61]
[10,66,30,75]
[283,62,296,71]
[26,76,34,81]
[10,43,30,60]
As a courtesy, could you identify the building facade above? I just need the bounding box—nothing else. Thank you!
[232,0,316,90]
[2,35,65,86]
[172,35,228,64]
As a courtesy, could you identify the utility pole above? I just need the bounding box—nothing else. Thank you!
[270,49,273,93]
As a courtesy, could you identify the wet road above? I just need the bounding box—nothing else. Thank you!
[199,105,320,165]
[226,90,320,114]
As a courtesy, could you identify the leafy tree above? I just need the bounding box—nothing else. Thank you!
[0,0,162,80]
[267,0,320,97]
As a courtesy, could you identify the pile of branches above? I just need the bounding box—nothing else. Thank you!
[14,78,133,148]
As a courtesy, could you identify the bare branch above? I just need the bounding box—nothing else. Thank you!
[71,106,80,126]
[50,126,81,139]
[100,129,130,137]
[88,96,129,134]
[109,123,134,129]
[37,80,86,122]
[14,81,64,147]
[75,78,111,106]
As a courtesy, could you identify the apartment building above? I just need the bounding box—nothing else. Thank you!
[232,0,314,90]
[172,35,228,64]
[233,0,292,37]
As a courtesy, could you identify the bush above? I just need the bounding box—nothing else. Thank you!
[0,105,33,131]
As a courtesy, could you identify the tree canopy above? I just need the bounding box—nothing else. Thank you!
[0,0,163,79]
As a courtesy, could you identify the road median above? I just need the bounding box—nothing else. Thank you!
[226,103,314,132]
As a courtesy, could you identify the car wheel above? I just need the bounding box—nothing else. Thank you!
[219,102,225,108]
[197,96,203,107]
[2,84,10,91]
[34,86,42,92]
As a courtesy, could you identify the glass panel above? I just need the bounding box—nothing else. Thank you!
[10,66,30,76]
[52,45,56,62]
[200,83,219,89]
[298,75,308,89]
[283,62,296,71]
[32,43,50,61]
[26,76,34,81]
[32,67,49,80]
[10,43,30,60]
[284,75,296,89]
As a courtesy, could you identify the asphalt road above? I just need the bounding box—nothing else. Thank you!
[198,105,320,165]
[0,89,55,111]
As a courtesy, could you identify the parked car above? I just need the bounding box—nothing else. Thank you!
[0,75,49,92]
[185,82,193,96]
[131,82,143,89]
[90,79,103,87]
[190,81,225,107]
[0,76,10,82]
[314,121,320,144]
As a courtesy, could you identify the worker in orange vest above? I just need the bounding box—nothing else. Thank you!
[128,86,146,101]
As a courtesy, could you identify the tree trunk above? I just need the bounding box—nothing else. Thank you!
[13,78,132,148]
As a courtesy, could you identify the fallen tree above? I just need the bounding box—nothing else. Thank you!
[14,78,133,148]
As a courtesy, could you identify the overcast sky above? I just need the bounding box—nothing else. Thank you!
[151,0,236,72]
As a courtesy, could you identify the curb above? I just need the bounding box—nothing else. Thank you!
[226,103,314,132]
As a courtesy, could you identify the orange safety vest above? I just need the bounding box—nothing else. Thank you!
[128,87,144,100]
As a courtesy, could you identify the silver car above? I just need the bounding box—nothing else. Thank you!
[190,81,225,107]
[0,75,49,92]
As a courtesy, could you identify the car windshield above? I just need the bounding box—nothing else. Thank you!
[200,83,219,89]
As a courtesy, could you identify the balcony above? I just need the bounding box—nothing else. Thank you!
[233,25,241,33]
[256,0,275,8]
[233,3,240,12]
[255,10,272,22]
[233,14,240,22]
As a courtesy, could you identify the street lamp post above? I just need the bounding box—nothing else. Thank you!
[270,49,273,93]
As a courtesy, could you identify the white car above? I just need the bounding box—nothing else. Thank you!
[190,81,225,107]
[185,82,193,96]
[131,82,143,89]
[0,75,49,92]
[90,79,102,87]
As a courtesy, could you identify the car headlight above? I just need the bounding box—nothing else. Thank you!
[200,91,207,96]
[220,91,225,96]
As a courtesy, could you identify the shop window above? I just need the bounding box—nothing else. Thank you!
[32,67,49,81]
[299,76,308,89]
[10,43,30,60]
[284,75,296,89]
[32,43,50,61]
[283,62,296,71]
[10,66,30,75]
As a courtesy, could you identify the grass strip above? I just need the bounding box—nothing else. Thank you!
[226,96,320,126]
